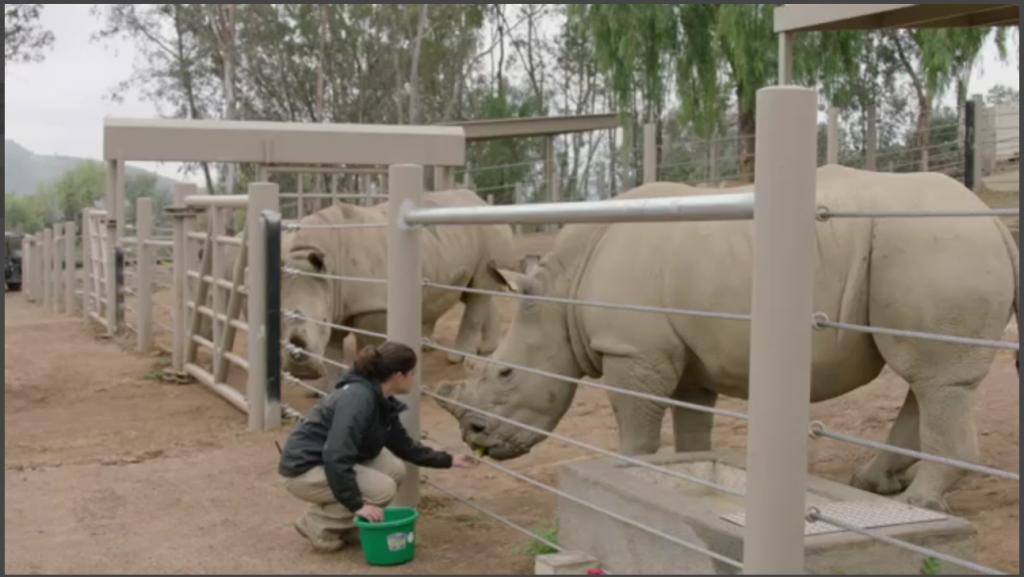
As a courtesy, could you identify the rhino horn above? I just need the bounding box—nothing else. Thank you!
[435,380,467,420]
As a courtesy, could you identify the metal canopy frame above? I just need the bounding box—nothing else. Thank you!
[103,117,466,166]
[440,113,620,141]
[774,3,1018,33]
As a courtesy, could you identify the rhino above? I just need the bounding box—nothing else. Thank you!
[282,189,518,386]
[439,165,1019,511]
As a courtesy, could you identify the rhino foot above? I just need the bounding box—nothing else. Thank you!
[446,352,465,364]
[893,491,949,513]
[850,464,908,496]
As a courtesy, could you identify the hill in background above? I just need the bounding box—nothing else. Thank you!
[5,139,180,196]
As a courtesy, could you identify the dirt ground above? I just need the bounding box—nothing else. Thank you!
[5,232,1020,574]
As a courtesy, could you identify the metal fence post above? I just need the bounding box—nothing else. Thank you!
[136,197,153,352]
[387,163,423,508]
[826,107,839,165]
[42,228,52,311]
[643,122,657,184]
[22,237,33,303]
[115,247,125,331]
[81,210,92,315]
[743,86,817,574]
[64,221,75,314]
[246,181,280,431]
[969,95,984,191]
[105,216,118,335]
[263,209,283,429]
[171,183,197,374]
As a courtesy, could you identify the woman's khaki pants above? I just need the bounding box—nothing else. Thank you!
[282,449,406,541]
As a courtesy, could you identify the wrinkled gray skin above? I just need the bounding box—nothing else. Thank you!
[282,189,518,390]
[440,166,1019,511]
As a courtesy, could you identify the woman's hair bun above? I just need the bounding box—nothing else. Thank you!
[352,342,417,382]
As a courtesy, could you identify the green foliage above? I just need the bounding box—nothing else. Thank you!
[919,556,941,575]
[5,4,53,63]
[464,88,544,205]
[5,193,47,233]
[521,523,559,557]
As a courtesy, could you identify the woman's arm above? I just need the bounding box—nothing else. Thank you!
[322,389,374,512]
[385,415,453,468]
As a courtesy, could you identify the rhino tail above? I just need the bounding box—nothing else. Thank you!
[996,220,1019,372]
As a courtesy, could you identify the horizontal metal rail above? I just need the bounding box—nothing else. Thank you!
[184,363,248,413]
[216,235,243,246]
[283,222,386,231]
[265,164,387,175]
[810,421,1019,481]
[404,193,755,226]
[184,194,248,209]
[422,475,566,554]
[186,271,248,294]
[143,239,174,248]
[422,340,748,421]
[282,312,388,341]
[807,508,1001,575]
[186,303,249,332]
[281,267,387,285]
[188,335,249,371]
[814,314,1019,352]
[280,192,385,200]
[283,371,330,398]
[448,441,744,570]
[423,281,752,322]
[425,389,743,497]
[282,342,351,372]
[817,207,1018,220]
[153,319,173,334]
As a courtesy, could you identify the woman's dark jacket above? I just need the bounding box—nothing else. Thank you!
[278,372,452,512]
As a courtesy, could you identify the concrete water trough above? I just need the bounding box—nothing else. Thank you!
[557,450,976,575]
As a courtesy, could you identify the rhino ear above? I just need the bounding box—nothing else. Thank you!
[487,260,529,294]
[289,245,326,273]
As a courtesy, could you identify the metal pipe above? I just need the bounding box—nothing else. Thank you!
[810,421,1019,481]
[425,390,743,497]
[422,340,747,421]
[281,267,386,285]
[184,194,249,209]
[807,509,1002,575]
[403,193,754,226]
[283,342,351,372]
[817,207,1018,220]
[283,222,386,231]
[264,210,282,417]
[423,281,752,322]
[742,86,818,574]
[814,314,1019,351]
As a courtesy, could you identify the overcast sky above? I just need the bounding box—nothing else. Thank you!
[4,4,1020,186]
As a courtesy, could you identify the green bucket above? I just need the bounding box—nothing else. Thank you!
[354,507,420,566]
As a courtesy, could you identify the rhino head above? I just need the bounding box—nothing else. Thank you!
[437,262,582,460]
[281,242,333,380]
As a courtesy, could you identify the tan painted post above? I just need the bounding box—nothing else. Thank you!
[545,135,561,233]
[778,32,794,85]
[42,228,52,311]
[826,107,839,165]
[82,210,93,315]
[136,197,154,352]
[21,236,31,302]
[743,86,817,574]
[246,181,280,431]
[52,223,63,313]
[387,163,423,508]
[643,123,657,183]
[64,221,76,314]
[433,166,454,191]
[172,184,197,373]
[210,206,226,378]
[104,213,117,335]
[296,172,305,219]
[114,160,126,243]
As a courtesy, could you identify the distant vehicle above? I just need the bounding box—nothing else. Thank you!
[5,232,23,291]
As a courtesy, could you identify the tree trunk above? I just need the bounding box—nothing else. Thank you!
[407,5,429,125]
[173,5,215,195]
[737,106,756,180]
[865,101,878,170]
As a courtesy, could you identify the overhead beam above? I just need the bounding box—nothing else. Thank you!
[441,113,621,141]
[104,118,465,166]
[775,3,1017,32]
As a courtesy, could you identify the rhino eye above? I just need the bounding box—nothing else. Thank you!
[498,367,513,379]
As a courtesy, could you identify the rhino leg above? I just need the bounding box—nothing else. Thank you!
[671,385,718,453]
[603,356,678,455]
[851,389,920,495]
[448,292,490,364]
[351,312,387,352]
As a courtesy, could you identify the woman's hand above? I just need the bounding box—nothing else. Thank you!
[452,454,479,469]
[356,504,384,523]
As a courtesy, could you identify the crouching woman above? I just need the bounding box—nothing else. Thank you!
[278,342,475,552]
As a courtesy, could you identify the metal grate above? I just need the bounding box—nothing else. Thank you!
[721,500,947,536]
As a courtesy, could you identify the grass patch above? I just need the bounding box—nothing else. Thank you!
[920,557,941,575]
[143,359,171,381]
[520,523,559,557]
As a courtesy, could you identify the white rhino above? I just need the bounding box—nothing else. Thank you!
[440,165,1019,511]
[282,189,518,385]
